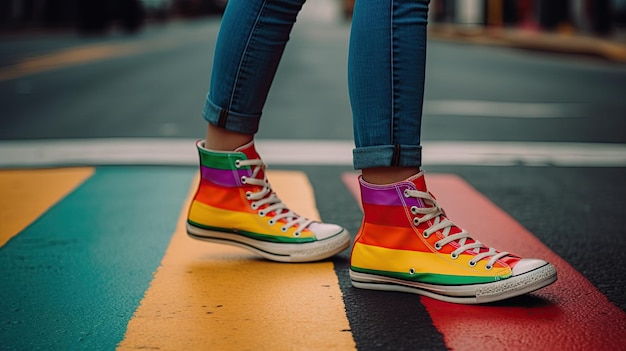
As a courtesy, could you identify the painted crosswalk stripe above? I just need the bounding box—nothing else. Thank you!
[0,167,194,350]
[342,172,626,350]
[119,170,356,350]
[0,167,94,247]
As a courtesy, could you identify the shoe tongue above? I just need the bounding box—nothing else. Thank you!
[235,140,267,187]
[409,171,487,253]
[406,171,428,192]
[234,140,260,160]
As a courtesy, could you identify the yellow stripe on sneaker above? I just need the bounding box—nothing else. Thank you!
[118,170,356,350]
[188,200,317,241]
[351,242,511,279]
[0,168,94,248]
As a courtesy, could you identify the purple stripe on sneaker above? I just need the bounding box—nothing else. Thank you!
[360,181,425,208]
[201,166,251,187]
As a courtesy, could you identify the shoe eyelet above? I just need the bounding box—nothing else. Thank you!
[409,268,415,275]
[422,231,430,239]
[258,210,265,216]
[485,264,493,271]
[434,242,442,250]
[468,260,477,267]
[268,219,275,225]
[281,227,288,233]
[450,252,459,259]
[410,206,418,214]
[413,218,419,226]
[293,232,301,237]
[404,189,410,198]
[241,176,247,184]
[246,192,252,199]
[251,202,257,209]
[235,160,241,168]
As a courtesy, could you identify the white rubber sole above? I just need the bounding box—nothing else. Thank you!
[187,223,351,263]
[350,263,557,304]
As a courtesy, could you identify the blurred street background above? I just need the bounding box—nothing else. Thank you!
[1,0,625,350]
[1,0,625,141]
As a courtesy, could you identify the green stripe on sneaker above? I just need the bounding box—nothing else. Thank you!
[351,266,509,285]
[188,220,317,244]
[198,150,249,170]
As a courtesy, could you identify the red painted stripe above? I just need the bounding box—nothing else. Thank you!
[342,172,626,350]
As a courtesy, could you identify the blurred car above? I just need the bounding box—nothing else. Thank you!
[175,0,228,16]
[343,0,355,18]
[140,0,173,20]
[76,0,144,34]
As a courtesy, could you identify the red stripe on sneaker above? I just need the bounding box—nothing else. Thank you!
[342,172,626,350]
[362,203,412,227]
[357,222,425,251]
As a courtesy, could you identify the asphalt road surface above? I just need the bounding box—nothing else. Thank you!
[1,2,625,350]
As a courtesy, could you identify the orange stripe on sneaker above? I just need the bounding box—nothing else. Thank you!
[119,170,355,350]
[343,172,626,350]
[357,222,426,251]
[193,178,256,213]
[0,168,94,248]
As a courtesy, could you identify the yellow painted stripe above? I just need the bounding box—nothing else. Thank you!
[0,167,94,247]
[0,32,199,82]
[118,170,356,350]
[0,44,144,81]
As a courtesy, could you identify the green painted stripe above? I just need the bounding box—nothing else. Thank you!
[198,149,249,170]
[187,220,316,243]
[350,266,509,285]
[0,166,195,350]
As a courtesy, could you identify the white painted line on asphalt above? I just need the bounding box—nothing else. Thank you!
[0,139,624,168]
[300,0,341,23]
[424,100,585,118]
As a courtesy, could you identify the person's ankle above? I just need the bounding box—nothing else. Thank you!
[361,167,421,185]
[205,124,253,151]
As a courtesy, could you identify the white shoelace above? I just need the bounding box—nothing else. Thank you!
[404,188,509,270]
[236,158,314,236]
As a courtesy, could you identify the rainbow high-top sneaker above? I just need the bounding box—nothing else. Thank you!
[350,172,557,304]
[187,140,350,262]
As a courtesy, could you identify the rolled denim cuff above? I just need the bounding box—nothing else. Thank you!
[353,144,422,170]
[202,98,261,135]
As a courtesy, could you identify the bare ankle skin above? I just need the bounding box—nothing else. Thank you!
[361,167,421,185]
[205,124,253,151]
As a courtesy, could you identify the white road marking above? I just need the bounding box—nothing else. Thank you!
[424,100,586,118]
[300,0,341,23]
[0,139,624,168]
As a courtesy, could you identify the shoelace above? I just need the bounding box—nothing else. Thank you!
[405,188,509,270]
[236,158,314,236]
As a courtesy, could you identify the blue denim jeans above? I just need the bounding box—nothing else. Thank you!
[203,0,429,169]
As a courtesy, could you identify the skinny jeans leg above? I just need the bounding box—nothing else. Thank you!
[204,0,429,171]
[203,0,306,135]
[349,0,429,170]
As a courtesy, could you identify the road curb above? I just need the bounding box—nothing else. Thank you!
[429,24,626,63]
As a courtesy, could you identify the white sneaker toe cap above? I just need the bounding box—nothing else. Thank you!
[308,222,346,240]
[511,258,550,276]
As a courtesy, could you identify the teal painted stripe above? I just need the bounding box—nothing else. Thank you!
[0,166,195,350]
